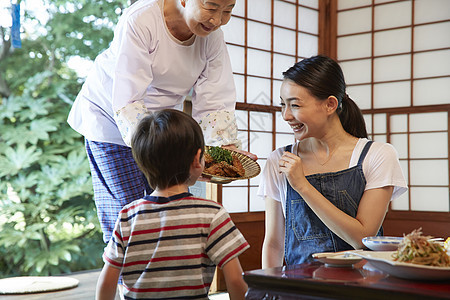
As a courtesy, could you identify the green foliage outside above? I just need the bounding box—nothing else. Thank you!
[0,0,128,277]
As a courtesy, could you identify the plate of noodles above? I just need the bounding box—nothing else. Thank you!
[202,146,260,184]
[352,229,450,280]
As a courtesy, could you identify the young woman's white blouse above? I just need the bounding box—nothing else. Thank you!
[67,0,240,147]
[257,138,408,216]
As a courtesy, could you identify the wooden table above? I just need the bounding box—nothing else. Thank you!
[244,261,450,300]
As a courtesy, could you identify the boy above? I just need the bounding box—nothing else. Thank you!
[96,109,249,300]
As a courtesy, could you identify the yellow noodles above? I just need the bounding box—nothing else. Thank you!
[392,228,450,267]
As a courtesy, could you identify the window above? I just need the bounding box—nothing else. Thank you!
[219,0,319,214]
[337,0,450,217]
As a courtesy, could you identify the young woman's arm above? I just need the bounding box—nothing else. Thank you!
[262,197,285,269]
[299,184,393,249]
[222,257,247,300]
[96,263,121,300]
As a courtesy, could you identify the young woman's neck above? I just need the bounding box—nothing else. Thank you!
[151,184,189,198]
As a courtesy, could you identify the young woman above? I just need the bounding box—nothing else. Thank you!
[258,55,407,268]
[67,0,255,245]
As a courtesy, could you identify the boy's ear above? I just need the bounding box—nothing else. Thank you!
[192,149,203,169]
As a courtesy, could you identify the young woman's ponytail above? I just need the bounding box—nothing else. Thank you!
[338,93,367,138]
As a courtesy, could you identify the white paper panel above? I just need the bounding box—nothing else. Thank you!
[299,0,319,9]
[373,82,411,108]
[250,131,274,158]
[247,77,272,105]
[272,80,283,107]
[274,1,296,28]
[363,114,372,134]
[374,55,411,82]
[390,134,408,159]
[414,23,450,52]
[237,131,249,151]
[276,133,295,150]
[274,27,296,55]
[373,113,387,134]
[347,85,371,110]
[222,187,248,213]
[231,0,245,17]
[414,77,450,106]
[248,0,271,22]
[228,45,245,73]
[250,111,273,131]
[250,186,265,212]
[235,109,248,130]
[414,50,450,78]
[414,0,450,23]
[276,111,292,133]
[373,134,387,143]
[298,33,318,58]
[409,112,447,132]
[248,21,271,51]
[374,1,412,30]
[222,17,244,45]
[340,59,372,85]
[273,54,296,80]
[390,114,408,133]
[338,0,372,10]
[372,84,402,111]
[374,28,411,56]
[337,33,371,60]
[410,187,449,212]
[410,132,448,158]
[374,0,397,3]
[298,6,319,34]
[410,160,449,185]
[391,191,410,210]
[233,74,245,103]
[247,49,271,77]
[337,7,372,35]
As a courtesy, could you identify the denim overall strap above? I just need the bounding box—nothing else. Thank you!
[284,141,375,265]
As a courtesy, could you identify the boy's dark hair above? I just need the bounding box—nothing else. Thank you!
[283,55,368,138]
[131,109,205,189]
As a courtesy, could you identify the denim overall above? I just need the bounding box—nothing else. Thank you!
[284,141,382,265]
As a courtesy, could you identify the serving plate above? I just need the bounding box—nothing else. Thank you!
[312,251,363,267]
[351,251,450,280]
[362,236,403,251]
[202,146,260,184]
[0,276,79,294]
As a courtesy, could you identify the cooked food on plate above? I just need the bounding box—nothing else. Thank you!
[392,228,450,267]
[204,146,245,178]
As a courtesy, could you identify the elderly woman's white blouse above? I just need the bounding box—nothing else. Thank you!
[67,0,240,147]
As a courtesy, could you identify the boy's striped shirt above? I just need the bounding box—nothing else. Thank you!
[103,192,249,299]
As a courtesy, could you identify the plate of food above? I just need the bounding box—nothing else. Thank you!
[202,146,260,184]
[353,229,450,280]
[362,236,403,251]
[312,250,363,267]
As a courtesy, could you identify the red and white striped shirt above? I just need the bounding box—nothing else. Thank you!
[103,192,249,299]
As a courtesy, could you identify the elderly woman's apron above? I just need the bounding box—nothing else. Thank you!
[284,141,382,265]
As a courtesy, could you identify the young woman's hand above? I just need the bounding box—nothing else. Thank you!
[279,151,308,193]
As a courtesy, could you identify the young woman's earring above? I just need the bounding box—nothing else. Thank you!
[181,0,186,7]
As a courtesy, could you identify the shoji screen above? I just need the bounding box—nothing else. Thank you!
[219,0,319,214]
[336,0,450,228]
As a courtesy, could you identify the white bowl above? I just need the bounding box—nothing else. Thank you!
[362,236,403,251]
